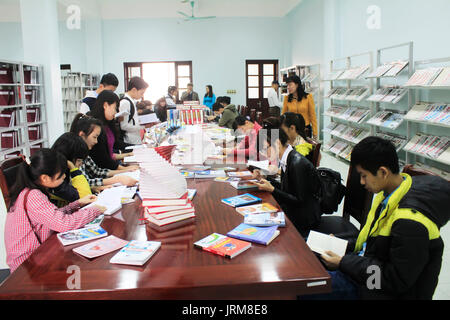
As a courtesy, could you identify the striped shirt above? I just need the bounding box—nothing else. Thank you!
[4,188,102,273]
[80,155,110,187]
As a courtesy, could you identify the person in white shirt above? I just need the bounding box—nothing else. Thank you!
[79,73,119,114]
[267,80,283,117]
[119,77,148,145]
[165,86,178,109]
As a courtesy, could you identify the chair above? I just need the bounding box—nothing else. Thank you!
[402,164,447,179]
[306,137,322,168]
[312,165,374,243]
[250,109,256,122]
[256,112,263,126]
[242,106,249,117]
[0,156,26,209]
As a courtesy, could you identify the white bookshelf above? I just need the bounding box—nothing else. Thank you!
[61,71,100,132]
[0,60,49,160]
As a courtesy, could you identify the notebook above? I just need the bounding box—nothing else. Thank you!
[194,233,251,259]
[73,235,129,259]
[57,226,108,246]
[226,223,280,245]
[221,193,262,207]
[109,240,161,266]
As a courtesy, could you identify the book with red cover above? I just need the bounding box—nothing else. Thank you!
[144,202,193,214]
[145,211,195,227]
[142,191,189,207]
[146,207,195,220]
[194,233,251,259]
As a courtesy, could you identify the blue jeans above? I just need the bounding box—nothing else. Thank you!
[298,270,359,300]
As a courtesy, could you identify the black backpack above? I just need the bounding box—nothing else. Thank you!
[315,167,347,215]
[119,96,136,125]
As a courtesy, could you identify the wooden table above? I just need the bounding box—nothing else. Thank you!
[0,168,331,300]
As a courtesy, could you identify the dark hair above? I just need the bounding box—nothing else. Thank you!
[128,77,149,91]
[221,96,231,105]
[286,75,308,102]
[187,83,193,87]
[100,73,119,87]
[88,90,120,125]
[51,132,89,163]
[212,97,224,112]
[351,136,399,175]
[232,115,253,131]
[205,85,213,98]
[9,149,67,209]
[154,97,168,122]
[256,128,289,157]
[168,86,177,95]
[262,116,281,130]
[70,113,103,137]
[280,112,307,140]
[136,100,152,110]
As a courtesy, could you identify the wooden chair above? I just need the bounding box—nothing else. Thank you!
[306,137,322,168]
[402,164,447,180]
[250,109,256,122]
[256,112,263,126]
[0,156,26,209]
[312,165,374,244]
[242,106,249,117]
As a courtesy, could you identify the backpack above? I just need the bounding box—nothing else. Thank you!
[315,167,347,215]
[119,96,136,125]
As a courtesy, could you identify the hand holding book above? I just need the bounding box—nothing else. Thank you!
[250,179,275,193]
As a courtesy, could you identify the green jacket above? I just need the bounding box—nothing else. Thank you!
[339,173,450,299]
[218,104,238,129]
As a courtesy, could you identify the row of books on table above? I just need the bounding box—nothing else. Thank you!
[404,102,450,126]
[403,133,450,163]
[404,67,450,87]
[324,123,371,144]
[325,87,370,102]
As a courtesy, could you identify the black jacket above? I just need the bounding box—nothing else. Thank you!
[268,149,321,237]
[89,125,120,170]
[339,174,450,300]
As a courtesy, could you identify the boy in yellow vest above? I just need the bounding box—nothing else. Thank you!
[319,136,449,299]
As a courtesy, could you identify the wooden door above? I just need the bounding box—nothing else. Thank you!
[245,60,278,119]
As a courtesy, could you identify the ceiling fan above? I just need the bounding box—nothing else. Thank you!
[177,0,216,21]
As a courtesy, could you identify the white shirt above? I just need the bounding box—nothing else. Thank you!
[119,93,144,145]
[165,94,176,108]
[279,144,293,173]
[267,87,283,108]
[79,90,98,114]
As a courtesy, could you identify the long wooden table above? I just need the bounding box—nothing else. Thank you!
[0,166,331,300]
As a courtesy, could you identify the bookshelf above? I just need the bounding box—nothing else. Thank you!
[402,56,450,173]
[321,52,374,163]
[0,60,48,160]
[279,64,322,137]
[61,71,100,132]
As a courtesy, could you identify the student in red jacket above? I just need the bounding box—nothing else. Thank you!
[223,115,262,162]
[4,149,106,273]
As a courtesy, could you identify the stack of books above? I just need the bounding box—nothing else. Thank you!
[404,103,450,126]
[0,110,16,127]
[403,133,450,163]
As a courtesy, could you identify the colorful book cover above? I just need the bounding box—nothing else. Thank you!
[194,233,228,249]
[73,235,129,259]
[229,180,259,190]
[195,233,251,259]
[227,171,253,178]
[227,223,280,245]
[57,226,108,246]
[244,211,286,227]
[235,202,278,216]
[109,240,161,266]
[221,193,262,208]
[85,214,104,227]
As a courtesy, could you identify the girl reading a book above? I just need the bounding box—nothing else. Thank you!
[4,149,106,273]
[70,114,138,190]
[280,112,314,160]
[87,90,134,170]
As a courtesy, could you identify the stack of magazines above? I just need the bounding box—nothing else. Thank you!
[404,103,450,126]
[403,133,450,163]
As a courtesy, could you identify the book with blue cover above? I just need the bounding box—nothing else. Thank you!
[243,211,286,227]
[57,225,108,246]
[226,223,280,245]
[221,193,262,208]
[109,240,161,266]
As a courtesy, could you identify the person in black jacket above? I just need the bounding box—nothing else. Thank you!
[86,90,133,170]
[316,137,450,300]
[251,127,322,238]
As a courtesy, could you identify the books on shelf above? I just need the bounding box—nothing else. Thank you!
[329,123,348,137]
[347,108,371,123]
[244,211,286,227]
[323,122,338,134]
[227,223,280,246]
[194,233,251,259]
[338,145,353,161]
[367,111,404,129]
[329,140,349,155]
[404,103,450,126]
[323,70,344,81]
[221,193,262,208]
[73,235,129,259]
[109,240,161,266]
[404,67,443,87]
[235,202,278,216]
[306,231,348,257]
[326,87,369,101]
[366,64,395,78]
[338,65,370,80]
[431,67,450,86]
[323,138,339,151]
[324,105,345,117]
[403,133,450,162]
[0,90,16,106]
[383,61,409,77]
[366,87,407,104]
[1,131,20,149]
[0,110,16,127]
[375,133,407,151]
[57,226,108,246]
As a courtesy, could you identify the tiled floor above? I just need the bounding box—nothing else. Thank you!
[320,153,450,300]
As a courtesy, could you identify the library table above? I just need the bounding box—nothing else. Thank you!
[0,168,331,300]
